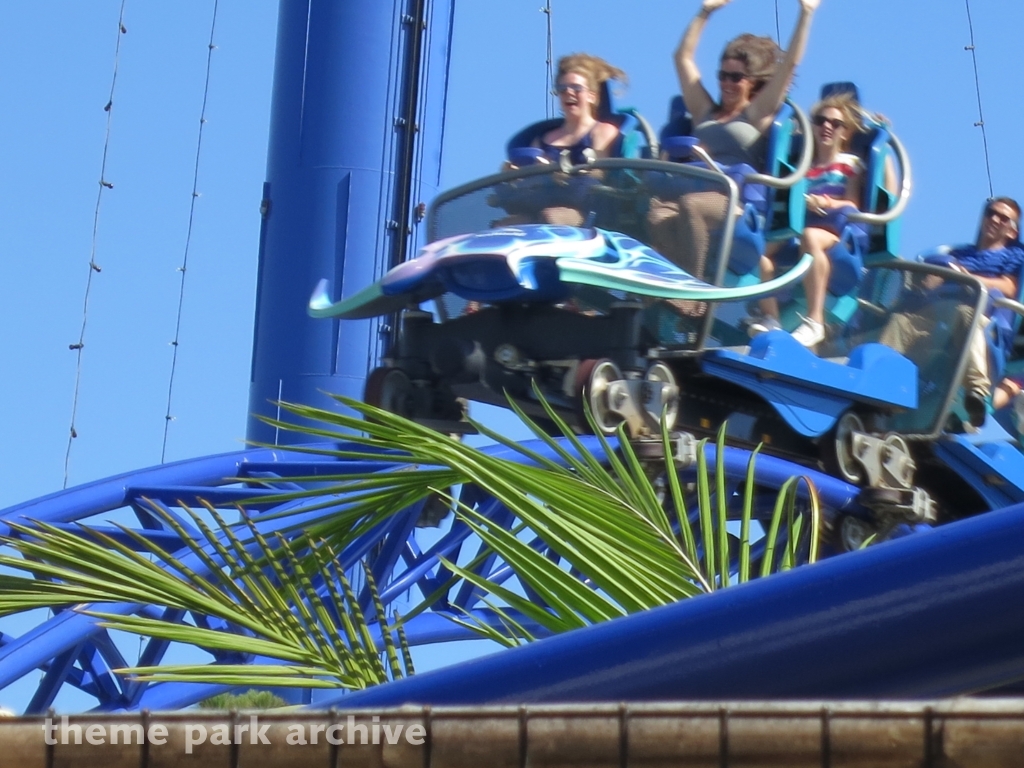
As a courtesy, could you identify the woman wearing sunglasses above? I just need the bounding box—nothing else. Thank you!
[652,0,819,280]
[532,53,626,166]
[509,53,627,227]
[676,0,820,160]
[751,93,865,346]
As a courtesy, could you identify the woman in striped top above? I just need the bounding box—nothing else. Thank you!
[751,92,865,346]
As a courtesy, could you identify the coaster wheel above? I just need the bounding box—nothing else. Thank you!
[833,514,876,553]
[644,361,679,432]
[574,358,624,435]
[822,410,865,485]
[364,366,415,418]
[882,433,915,488]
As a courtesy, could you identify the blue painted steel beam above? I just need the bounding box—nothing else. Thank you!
[130,499,202,541]
[128,485,285,508]
[328,503,1024,706]
[362,505,422,613]
[238,461,399,478]
[377,518,473,603]
[124,609,184,708]
[933,441,1022,511]
[27,645,81,714]
[0,446,338,536]
[0,607,135,691]
[246,0,455,444]
[77,641,124,704]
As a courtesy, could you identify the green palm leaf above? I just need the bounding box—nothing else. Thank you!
[0,389,820,690]
[260,394,820,644]
[0,502,409,690]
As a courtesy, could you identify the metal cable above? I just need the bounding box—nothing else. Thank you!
[542,1,554,119]
[963,0,994,198]
[63,1,129,489]
[160,0,220,463]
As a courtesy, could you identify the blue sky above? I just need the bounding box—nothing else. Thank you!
[0,0,1022,706]
[3,0,1022,505]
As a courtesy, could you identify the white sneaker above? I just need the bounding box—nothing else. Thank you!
[747,315,784,337]
[791,317,826,347]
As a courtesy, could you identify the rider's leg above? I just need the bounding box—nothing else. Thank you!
[801,226,839,326]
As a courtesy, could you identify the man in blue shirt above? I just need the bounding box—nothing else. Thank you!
[880,197,1022,428]
[948,197,1024,294]
[947,197,1023,425]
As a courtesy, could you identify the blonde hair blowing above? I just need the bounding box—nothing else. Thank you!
[556,53,627,114]
[810,92,866,150]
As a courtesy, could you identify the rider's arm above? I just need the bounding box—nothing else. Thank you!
[883,155,899,197]
[747,0,820,132]
[973,272,1018,297]
[948,261,1019,298]
[805,156,862,213]
[673,1,722,123]
[590,121,621,157]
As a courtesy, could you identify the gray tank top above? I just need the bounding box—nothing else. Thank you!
[692,110,766,168]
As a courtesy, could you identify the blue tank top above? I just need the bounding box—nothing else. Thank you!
[537,129,596,165]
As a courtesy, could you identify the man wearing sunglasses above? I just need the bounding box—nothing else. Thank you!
[944,197,1024,425]
[947,198,1023,295]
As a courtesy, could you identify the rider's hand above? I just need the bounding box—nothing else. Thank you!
[804,194,827,215]
[700,0,732,14]
[799,0,820,12]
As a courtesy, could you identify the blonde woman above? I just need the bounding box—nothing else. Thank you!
[751,93,865,346]
[533,53,627,164]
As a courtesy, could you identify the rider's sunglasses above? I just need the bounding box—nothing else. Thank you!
[554,83,589,96]
[985,207,1018,227]
[717,70,748,84]
[813,114,847,130]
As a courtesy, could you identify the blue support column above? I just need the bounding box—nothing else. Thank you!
[247,0,454,444]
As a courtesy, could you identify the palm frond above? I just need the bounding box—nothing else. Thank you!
[0,389,821,690]
[0,501,410,690]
